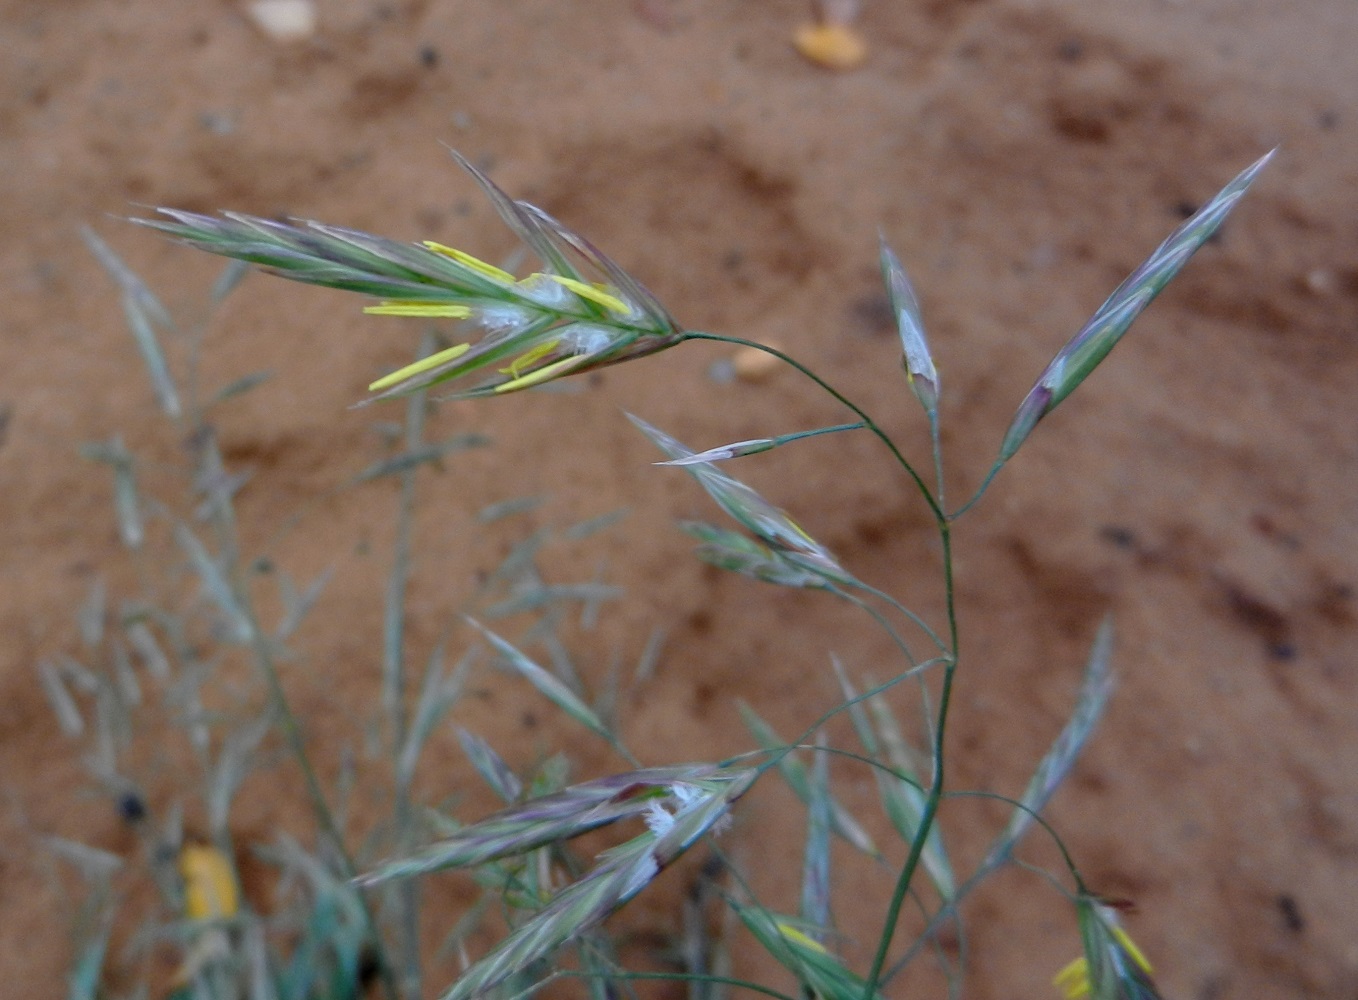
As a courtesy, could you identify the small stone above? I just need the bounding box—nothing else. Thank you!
[793,22,868,72]
[198,110,235,135]
[707,359,736,385]
[732,344,782,383]
[246,0,317,43]
[1304,268,1336,295]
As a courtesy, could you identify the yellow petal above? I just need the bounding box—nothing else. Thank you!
[179,844,239,920]
[546,274,631,315]
[793,22,868,71]
[363,301,474,318]
[369,342,472,391]
[493,354,587,393]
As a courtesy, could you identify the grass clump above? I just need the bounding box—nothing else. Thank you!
[45,147,1271,1000]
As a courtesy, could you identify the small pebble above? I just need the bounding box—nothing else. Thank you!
[732,344,782,382]
[198,110,235,135]
[793,22,868,71]
[707,359,736,384]
[246,0,317,43]
[1304,268,1335,295]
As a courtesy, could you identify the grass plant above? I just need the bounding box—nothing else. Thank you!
[46,147,1271,1000]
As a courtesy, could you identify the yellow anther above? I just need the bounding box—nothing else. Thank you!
[1112,927,1152,973]
[493,355,585,393]
[773,920,829,955]
[1052,957,1090,999]
[422,242,516,284]
[363,301,474,318]
[498,338,560,378]
[546,275,631,315]
[179,844,239,921]
[369,342,471,391]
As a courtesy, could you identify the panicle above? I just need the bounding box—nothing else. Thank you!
[134,150,686,403]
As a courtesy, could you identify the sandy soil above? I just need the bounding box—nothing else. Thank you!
[3,1,1357,997]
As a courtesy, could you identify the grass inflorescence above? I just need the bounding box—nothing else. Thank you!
[45,146,1271,1000]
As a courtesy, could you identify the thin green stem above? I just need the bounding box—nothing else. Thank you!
[862,521,960,999]
[928,410,945,513]
[773,421,865,447]
[883,802,1086,983]
[841,578,949,656]
[681,332,943,523]
[387,338,434,1000]
[828,586,919,669]
[948,458,1006,520]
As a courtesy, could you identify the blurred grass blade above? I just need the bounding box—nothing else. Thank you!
[56,654,100,694]
[120,286,182,418]
[831,656,877,753]
[579,560,610,630]
[274,565,335,642]
[484,527,550,588]
[634,626,666,685]
[38,659,84,736]
[175,523,252,643]
[353,433,490,482]
[77,578,106,653]
[561,507,628,541]
[82,225,173,327]
[468,619,612,744]
[837,659,956,895]
[207,370,273,408]
[800,732,832,935]
[243,919,281,1000]
[730,900,885,1000]
[397,645,473,788]
[110,638,141,706]
[66,919,111,1000]
[477,495,544,523]
[1000,151,1274,461]
[989,617,1114,865]
[208,711,273,839]
[866,687,955,900]
[46,836,123,881]
[457,728,523,803]
[125,619,171,681]
[81,437,144,550]
[481,582,621,620]
[210,257,252,304]
[738,701,878,858]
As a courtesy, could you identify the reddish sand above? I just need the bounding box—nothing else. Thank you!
[3,2,1356,997]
